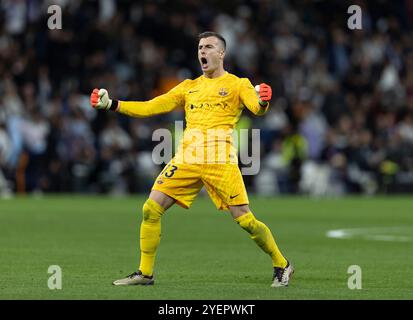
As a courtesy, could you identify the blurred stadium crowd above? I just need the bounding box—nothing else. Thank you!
[1,0,413,197]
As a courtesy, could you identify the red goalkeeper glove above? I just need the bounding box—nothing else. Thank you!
[90,88,119,110]
[255,83,272,106]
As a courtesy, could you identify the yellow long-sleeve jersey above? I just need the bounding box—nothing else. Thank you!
[117,72,269,163]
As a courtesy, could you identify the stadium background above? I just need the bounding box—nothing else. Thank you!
[1,0,413,301]
[1,0,413,197]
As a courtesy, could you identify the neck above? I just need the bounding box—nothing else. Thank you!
[203,68,226,79]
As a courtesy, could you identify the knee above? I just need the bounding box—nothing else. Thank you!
[229,205,251,219]
[142,199,164,223]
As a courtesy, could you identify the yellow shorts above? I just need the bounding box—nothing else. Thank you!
[152,159,249,210]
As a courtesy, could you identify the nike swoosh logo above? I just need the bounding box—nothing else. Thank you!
[188,90,199,94]
[230,194,240,199]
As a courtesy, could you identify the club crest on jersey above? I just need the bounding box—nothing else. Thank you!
[219,88,229,96]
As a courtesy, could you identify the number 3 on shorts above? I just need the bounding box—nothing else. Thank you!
[162,164,178,178]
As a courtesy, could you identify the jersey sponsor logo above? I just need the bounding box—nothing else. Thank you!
[189,102,228,110]
[219,88,229,96]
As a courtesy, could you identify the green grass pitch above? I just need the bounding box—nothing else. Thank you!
[0,195,412,300]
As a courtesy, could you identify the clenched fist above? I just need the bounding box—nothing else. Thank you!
[255,83,272,106]
[90,88,113,110]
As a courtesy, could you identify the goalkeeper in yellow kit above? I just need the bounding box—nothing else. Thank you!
[90,32,293,287]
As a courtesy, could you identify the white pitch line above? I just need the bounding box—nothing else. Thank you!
[326,227,413,242]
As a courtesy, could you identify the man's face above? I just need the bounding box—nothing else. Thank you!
[198,36,225,74]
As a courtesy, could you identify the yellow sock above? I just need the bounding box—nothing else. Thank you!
[235,212,287,268]
[139,199,165,276]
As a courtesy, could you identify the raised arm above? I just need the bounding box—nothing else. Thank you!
[239,78,272,116]
[90,81,187,117]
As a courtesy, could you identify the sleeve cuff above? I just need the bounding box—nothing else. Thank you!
[110,99,120,111]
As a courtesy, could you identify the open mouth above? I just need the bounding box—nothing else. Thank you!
[200,57,208,69]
